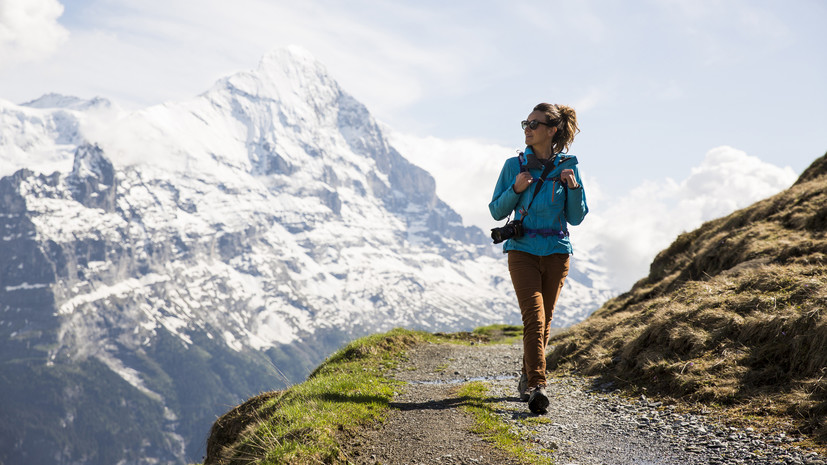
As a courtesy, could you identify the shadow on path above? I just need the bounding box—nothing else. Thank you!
[390,394,516,411]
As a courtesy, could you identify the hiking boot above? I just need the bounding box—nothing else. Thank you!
[528,385,549,414]
[517,373,529,402]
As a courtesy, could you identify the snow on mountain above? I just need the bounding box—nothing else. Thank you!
[21,93,112,111]
[0,46,615,464]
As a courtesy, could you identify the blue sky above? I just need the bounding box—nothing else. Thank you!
[1,0,826,288]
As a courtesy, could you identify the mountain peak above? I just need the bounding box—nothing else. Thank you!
[259,44,318,69]
[213,45,338,107]
[67,143,117,211]
[22,93,111,111]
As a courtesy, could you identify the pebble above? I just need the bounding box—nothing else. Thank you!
[388,342,827,465]
[485,375,827,465]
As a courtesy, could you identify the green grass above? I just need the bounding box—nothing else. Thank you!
[434,363,450,372]
[472,324,523,344]
[457,381,555,465]
[205,328,430,464]
[204,326,539,464]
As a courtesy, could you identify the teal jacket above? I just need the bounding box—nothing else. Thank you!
[489,147,588,255]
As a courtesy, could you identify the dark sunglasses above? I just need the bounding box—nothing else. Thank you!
[521,120,552,130]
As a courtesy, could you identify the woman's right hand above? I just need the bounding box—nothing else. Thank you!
[513,171,534,193]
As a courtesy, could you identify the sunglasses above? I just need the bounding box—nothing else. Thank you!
[521,120,552,130]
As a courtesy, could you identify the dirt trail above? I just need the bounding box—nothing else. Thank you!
[343,341,523,465]
[342,341,827,465]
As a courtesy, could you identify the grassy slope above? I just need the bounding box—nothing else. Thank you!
[547,152,827,447]
[202,325,525,465]
[203,329,421,464]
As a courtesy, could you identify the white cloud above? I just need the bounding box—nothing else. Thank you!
[578,146,797,290]
[0,0,68,69]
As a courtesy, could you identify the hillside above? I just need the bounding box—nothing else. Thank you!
[548,151,827,445]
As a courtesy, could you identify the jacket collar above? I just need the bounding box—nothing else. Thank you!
[523,146,558,170]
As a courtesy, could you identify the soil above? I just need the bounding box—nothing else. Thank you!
[342,341,524,465]
[341,341,827,465]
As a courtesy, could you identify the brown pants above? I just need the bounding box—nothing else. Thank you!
[508,250,570,388]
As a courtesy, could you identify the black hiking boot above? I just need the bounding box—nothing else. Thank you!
[528,386,549,414]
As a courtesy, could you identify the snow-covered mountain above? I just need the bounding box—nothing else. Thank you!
[0,46,615,464]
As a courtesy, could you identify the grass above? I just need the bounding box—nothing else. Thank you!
[434,362,450,372]
[204,325,527,464]
[472,324,523,343]
[204,328,427,464]
[457,381,555,465]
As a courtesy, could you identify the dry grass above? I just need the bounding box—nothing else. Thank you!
[548,152,827,449]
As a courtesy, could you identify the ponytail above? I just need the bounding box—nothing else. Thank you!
[533,103,580,154]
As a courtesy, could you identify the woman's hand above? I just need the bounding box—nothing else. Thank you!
[513,171,534,193]
[560,169,579,189]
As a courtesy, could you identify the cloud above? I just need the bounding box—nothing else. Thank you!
[578,146,797,290]
[0,0,68,69]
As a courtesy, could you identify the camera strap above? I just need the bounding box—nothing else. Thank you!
[520,156,559,216]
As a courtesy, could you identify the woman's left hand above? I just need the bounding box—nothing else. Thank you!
[560,169,579,189]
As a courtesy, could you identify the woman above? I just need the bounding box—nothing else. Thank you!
[488,103,588,414]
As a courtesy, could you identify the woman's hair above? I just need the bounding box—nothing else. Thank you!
[534,102,579,154]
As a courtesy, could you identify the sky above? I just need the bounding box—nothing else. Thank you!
[1,0,825,289]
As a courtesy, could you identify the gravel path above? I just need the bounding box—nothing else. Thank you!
[343,341,827,465]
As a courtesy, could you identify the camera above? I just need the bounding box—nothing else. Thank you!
[491,220,524,244]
